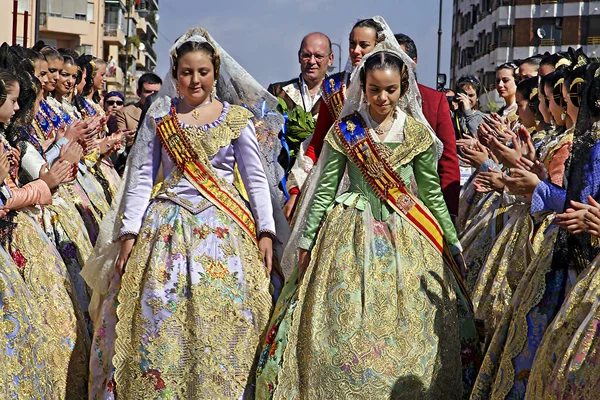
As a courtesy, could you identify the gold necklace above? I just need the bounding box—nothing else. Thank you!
[182,97,212,120]
[368,110,398,138]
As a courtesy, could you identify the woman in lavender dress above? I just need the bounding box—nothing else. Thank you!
[87,28,276,399]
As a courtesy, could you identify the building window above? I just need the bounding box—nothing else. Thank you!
[589,16,600,38]
[87,2,94,21]
[77,44,93,55]
[18,0,29,13]
[498,26,512,47]
[533,18,562,46]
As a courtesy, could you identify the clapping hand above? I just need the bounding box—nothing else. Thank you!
[515,156,548,182]
[474,168,505,193]
[502,167,540,195]
[457,139,490,169]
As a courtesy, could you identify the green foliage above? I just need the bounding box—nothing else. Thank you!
[482,86,501,113]
[277,97,315,158]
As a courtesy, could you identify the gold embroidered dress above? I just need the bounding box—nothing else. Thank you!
[89,103,274,399]
[256,108,473,399]
[0,245,55,398]
[470,126,575,400]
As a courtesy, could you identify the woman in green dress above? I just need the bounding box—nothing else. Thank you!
[256,17,478,399]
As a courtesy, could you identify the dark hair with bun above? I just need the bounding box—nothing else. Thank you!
[517,77,540,114]
[351,18,384,44]
[565,67,586,108]
[0,70,19,107]
[544,68,567,108]
[359,50,409,98]
[40,46,62,62]
[171,40,220,80]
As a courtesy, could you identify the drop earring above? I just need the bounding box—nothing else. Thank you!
[211,81,217,101]
[561,109,567,121]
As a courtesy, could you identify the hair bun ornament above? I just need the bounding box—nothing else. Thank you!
[556,58,572,69]
[530,87,538,101]
[570,77,584,90]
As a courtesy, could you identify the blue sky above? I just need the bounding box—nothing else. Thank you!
[154,0,454,89]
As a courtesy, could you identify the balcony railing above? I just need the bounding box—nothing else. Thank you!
[104,22,125,37]
[587,36,600,45]
[540,38,556,46]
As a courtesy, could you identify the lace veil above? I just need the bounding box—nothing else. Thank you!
[280,16,443,278]
[82,27,289,319]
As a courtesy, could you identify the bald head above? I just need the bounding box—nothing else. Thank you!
[299,32,332,54]
[297,32,333,87]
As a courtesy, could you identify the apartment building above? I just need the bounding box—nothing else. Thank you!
[1,0,39,48]
[450,0,600,92]
[0,0,159,100]
[103,0,159,98]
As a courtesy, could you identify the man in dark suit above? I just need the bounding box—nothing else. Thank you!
[395,34,460,218]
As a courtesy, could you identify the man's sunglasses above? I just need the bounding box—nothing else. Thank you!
[106,100,123,106]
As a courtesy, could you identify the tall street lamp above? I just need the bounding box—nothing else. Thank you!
[436,0,444,90]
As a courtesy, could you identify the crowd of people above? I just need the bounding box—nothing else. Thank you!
[0,13,599,400]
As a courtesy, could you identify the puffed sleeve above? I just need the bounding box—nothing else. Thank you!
[118,119,161,237]
[18,141,47,182]
[413,145,462,254]
[45,137,69,166]
[4,177,52,209]
[233,120,276,235]
[530,180,566,214]
[298,142,346,250]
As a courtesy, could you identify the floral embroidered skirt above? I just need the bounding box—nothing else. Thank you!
[256,203,478,400]
[1,245,55,398]
[456,175,498,236]
[90,199,272,399]
[4,211,89,398]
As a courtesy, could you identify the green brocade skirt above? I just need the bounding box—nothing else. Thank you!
[256,199,479,399]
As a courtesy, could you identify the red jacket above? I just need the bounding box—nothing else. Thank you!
[418,84,460,216]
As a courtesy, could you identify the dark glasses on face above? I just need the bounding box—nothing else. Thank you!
[106,100,123,106]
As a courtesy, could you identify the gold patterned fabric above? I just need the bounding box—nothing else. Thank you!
[256,119,470,398]
[0,245,55,398]
[258,204,462,399]
[470,202,534,343]
[6,211,89,398]
[525,254,600,399]
[91,200,272,398]
[471,224,560,400]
